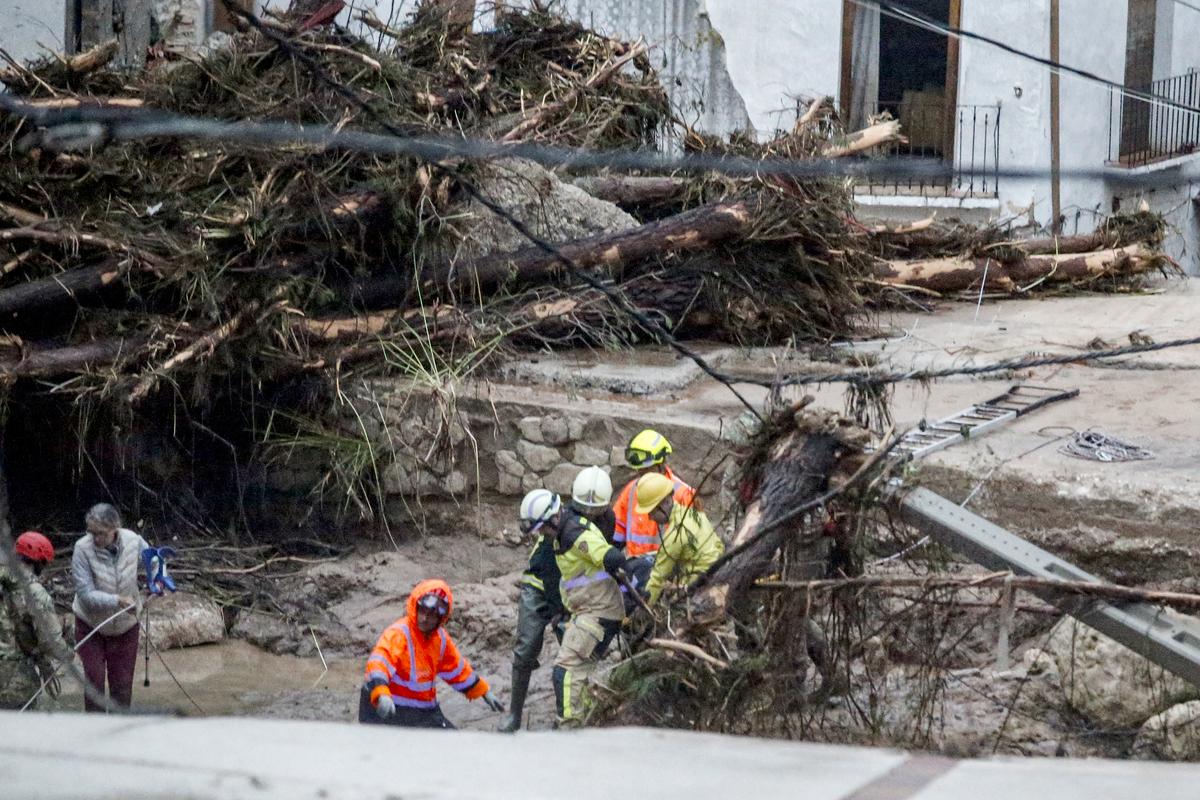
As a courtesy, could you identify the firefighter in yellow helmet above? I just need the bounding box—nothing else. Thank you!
[612,430,696,597]
[634,472,724,604]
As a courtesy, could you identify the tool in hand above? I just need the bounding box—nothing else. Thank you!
[140,546,179,686]
[142,546,179,594]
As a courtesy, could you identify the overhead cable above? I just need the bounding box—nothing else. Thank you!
[2,96,1194,189]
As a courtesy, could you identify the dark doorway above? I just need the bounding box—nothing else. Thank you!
[1120,0,1158,159]
[878,0,951,156]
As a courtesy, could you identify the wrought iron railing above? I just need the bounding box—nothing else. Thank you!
[855,102,1001,198]
[1108,71,1200,167]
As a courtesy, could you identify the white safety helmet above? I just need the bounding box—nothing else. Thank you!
[519,489,562,532]
[571,466,613,509]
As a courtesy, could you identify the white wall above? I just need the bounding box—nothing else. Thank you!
[705,0,842,136]
[958,0,1053,225]
[1056,0,1127,235]
[549,0,753,139]
[0,0,66,65]
[1170,2,1200,76]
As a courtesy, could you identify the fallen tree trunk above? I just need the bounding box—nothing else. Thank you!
[873,227,1145,258]
[0,261,127,319]
[427,196,757,292]
[874,244,1164,293]
[1009,230,1133,256]
[0,336,142,378]
[570,176,686,205]
[696,406,869,599]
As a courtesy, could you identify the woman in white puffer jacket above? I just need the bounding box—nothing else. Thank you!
[71,503,149,712]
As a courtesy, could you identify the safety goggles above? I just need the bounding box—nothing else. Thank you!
[625,447,661,469]
[417,593,449,616]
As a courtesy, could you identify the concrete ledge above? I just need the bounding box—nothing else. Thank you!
[5,712,1200,799]
[855,194,1003,209]
[0,713,902,800]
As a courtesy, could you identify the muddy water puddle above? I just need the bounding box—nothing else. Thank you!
[57,639,363,719]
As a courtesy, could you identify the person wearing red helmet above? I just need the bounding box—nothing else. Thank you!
[1,532,66,710]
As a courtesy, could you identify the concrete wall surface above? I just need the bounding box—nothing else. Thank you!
[0,0,66,66]
[6,712,1200,799]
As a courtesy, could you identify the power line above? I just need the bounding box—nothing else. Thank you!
[853,0,1200,115]
[759,333,1200,388]
[3,97,1195,189]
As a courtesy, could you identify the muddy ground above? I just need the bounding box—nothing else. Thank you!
[41,284,1200,757]
[42,471,1191,758]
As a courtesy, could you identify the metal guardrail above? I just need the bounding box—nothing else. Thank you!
[1109,71,1200,167]
[856,102,1001,198]
[897,487,1200,687]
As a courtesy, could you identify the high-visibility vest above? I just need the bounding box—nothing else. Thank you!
[554,516,624,622]
[365,621,487,708]
[646,503,725,604]
[612,466,696,557]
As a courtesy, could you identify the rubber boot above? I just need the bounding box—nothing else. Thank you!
[498,664,532,733]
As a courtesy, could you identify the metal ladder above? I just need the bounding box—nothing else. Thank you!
[891,384,1079,463]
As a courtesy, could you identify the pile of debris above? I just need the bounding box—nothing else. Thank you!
[0,2,1178,534]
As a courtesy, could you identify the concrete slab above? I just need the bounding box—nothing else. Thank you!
[7,712,1200,799]
[0,713,905,800]
[913,755,1200,800]
[501,348,733,395]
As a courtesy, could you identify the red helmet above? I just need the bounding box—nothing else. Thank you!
[15,531,54,563]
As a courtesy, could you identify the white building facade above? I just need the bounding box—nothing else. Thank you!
[537,0,1200,272]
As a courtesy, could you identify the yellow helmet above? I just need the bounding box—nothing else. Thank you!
[626,430,672,469]
[634,472,674,514]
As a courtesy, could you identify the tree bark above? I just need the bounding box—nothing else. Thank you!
[709,430,852,592]
[0,262,127,319]
[874,227,1139,257]
[570,176,686,205]
[427,196,757,292]
[1012,229,1131,256]
[0,337,142,378]
[874,244,1161,293]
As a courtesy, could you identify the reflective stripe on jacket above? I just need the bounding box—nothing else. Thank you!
[365,579,488,708]
[554,515,625,622]
[521,530,565,615]
[612,466,695,557]
[646,503,724,604]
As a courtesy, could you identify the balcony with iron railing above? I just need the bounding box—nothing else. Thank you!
[854,98,1001,198]
[1108,70,1200,167]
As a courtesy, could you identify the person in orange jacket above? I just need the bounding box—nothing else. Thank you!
[359,579,504,729]
[611,430,697,600]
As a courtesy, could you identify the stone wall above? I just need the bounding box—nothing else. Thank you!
[258,380,731,527]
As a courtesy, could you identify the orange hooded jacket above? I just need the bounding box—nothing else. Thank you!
[365,579,489,709]
[612,466,696,557]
